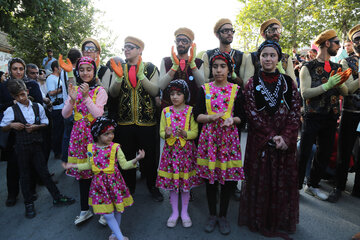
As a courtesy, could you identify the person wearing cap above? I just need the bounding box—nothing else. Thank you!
[42,49,57,72]
[109,36,163,202]
[243,18,296,86]
[202,18,245,86]
[298,29,351,201]
[328,24,360,203]
[159,27,204,109]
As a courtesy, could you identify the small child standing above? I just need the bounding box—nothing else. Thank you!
[0,79,75,218]
[62,56,108,225]
[156,79,201,228]
[65,116,144,240]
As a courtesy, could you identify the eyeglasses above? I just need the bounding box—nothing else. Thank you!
[175,38,190,45]
[330,40,340,45]
[353,37,360,44]
[122,45,139,51]
[266,27,282,34]
[83,46,98,53]
[219,28,235,34]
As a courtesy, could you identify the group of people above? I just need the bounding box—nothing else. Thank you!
[0,16,360,240]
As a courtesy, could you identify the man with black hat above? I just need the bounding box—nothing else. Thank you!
[243,18,296,85]
[110,36,163,202]
[328,24,360,202]
[159,27,204,109]
[298,29,351,201]
[202,18,245,86]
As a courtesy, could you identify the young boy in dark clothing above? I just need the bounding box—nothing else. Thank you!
[0,79,75,218]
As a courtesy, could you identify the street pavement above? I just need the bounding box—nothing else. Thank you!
[1,132,360,240]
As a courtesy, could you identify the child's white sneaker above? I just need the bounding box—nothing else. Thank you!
[99,215,107,226]
[74,210,93,225]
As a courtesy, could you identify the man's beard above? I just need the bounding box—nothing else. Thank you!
[177,45,190,55]
[220,35,232,45]
[327,47,337,57]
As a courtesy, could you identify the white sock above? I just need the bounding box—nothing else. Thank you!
[104,213,123,240]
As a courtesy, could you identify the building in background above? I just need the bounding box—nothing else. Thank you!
[0,31,13,73]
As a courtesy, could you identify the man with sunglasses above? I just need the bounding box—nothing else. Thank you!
[244,18,296,85]
[328,24,360,203]
[298,29,350,201]
[109,36,163,202]
[159,27,204,108]
[202,18,245,86]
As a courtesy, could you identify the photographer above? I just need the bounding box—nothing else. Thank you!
[46,61,64,159]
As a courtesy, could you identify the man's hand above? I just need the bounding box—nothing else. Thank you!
[188,43,197,69]
[136,56,146,80]
[25,124,38,133]
[110,58,124,79]
[10,122,25,131]
[171,46,179,72]
[59,54,73,73]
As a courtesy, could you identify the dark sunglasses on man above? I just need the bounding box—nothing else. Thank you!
[219,28,235,34]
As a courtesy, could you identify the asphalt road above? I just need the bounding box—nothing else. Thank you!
[1,132,360,240]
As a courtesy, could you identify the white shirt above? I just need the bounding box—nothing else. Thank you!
[0,101,49,127]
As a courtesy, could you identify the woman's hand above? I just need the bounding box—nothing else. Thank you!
[136,149,145,160]
[175,127,187,138]
[209,112,225,122]
[79,83,89,99]
[273,136,288,150]
[165,126,172,138]
[68,83,77,103]
[221,117,234,127]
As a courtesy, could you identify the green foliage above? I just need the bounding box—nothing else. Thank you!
[235,0,360,54]
[0,0,95,67]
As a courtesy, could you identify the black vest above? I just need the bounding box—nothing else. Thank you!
[206,48,243,80]
[343,55,360,111]
[303,59,342,117]
[12,102,43,145]
[162,57,203,109]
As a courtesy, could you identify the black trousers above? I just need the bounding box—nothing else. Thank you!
[205,180,236,217]
[3,148,20,199]
[298,115,337,188]
[50,109,64,156]
[15,142,60,204]
[336,111,360,191]
[79,178,92,211]
[115,124,158,193]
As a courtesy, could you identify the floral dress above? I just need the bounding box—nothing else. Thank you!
[156,105,202,192]
[196,82,244,184]
[66,86,102,180]
[83,142,134,214]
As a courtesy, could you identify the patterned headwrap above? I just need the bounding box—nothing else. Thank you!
[8,57,26,80]
[74,56,98,89]
[257,40,283,61]
[209,51,234,80]
[91,116,117,141]
[166,79,191,103]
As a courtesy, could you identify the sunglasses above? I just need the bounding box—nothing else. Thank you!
[83,46,98,53]
[266,27,282,34]
[353,37,360,44]
[122,45,139,51]
[175,38,190,45]
[219,28,235,34]
[330,40,340,45]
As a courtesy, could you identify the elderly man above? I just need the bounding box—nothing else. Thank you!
[298,29,351,200]
[244,18,296,85]
[110,36,163,201]
[202,18,245,85]
[159,27,204,108]
[328,25,360,202]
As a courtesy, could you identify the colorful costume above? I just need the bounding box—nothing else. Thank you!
[156,105,201,192]
[78,143,134,214]
[195,82,244,184]
[67,86,103,180]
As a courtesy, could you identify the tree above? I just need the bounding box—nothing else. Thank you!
[234,0,360,54]
[0,0,96,67]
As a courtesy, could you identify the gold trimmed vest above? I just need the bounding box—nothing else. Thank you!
[116,62,158,126]
[303,59,342,116]
[343,55,360,111]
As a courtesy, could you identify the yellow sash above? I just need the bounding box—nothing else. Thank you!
[204,83,237,120]
[74,86,101,122]
[87,143,118,174]
[165,106,192,147]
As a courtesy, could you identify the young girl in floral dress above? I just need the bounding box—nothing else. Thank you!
[193,52,245,235]
[65,116,144,240]
[156,79,201,228]
[62,56,108,225]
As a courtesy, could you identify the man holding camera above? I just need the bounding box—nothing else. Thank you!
[46,60,64,159]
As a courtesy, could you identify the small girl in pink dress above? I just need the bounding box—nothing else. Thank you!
[65,116,144,240]
[62,57,108,225]
[193,52,245,235]
[156,79,201,228]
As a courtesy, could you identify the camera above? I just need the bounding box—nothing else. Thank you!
[52,98,64,106]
